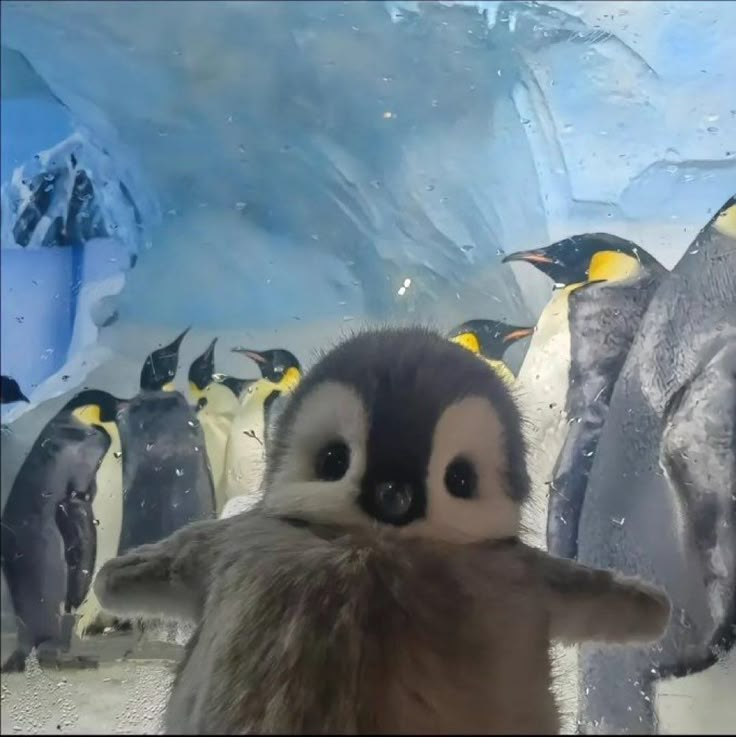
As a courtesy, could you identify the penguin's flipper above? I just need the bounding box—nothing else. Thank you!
[660,335,736,669]
[95,513,247,623]
[546,422,599,560]
[523,545,670,645]
[56,493,98,611]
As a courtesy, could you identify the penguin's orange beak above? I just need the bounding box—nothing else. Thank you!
[503,327,535,343]
[232,348,266,365]
[502,250,555,265]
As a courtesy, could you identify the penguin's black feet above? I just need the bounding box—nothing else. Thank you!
[0,649,27,673]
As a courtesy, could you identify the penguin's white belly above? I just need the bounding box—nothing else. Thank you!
[75,433,123,637]
[200,410,235,514]
[222,404,268,500]
[516,319,571,551]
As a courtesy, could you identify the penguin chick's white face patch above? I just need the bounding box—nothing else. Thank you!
[414,396,519,543]
[264,381,370,528]
[263,328,529,542]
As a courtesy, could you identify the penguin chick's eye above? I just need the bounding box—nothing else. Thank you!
[444,456,477,499]
[196,397,208,410]
[315,441,351,481]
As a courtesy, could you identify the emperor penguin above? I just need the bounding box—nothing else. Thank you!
[447,319,534,385]
[73,391,128,638]
[115,329,216,555]
[95,327,670,734]
[1,389,123,672]
[502,235,665,550]
[188,338,254,513]
[1,376,30,405]
[574,196,736,734]
[221,347,301,501]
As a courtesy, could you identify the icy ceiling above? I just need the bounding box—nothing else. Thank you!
[1,0,735,411]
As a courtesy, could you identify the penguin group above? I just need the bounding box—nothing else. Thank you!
[0,329,302,671]
[451,195,735,733]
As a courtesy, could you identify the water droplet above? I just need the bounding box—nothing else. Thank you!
[175,468,184,477]
[611,516,626,527]
[146,442,154,451]
[93,519,100,526]
[114,451,123,459]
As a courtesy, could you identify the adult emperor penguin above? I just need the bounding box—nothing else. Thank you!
[188,338,254,513]
[502,234,665,550]
[221,347,301,501]
[447,319,534,385]
[115,328,216,555]
[1,389,123,671]
[1,376,30,405]
[574,196,736,734]
[73,391,128,638]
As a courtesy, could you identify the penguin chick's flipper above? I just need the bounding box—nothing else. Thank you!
[660,333,736,671]
[523,545,671,644]
[94,513,245,623]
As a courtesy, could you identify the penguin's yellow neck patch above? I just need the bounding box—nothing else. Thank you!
[73,405,102,426]
[588,250,640,283]
[162,382,176,393]
[485,358,516,386]
[188,381,206,402]
[451,332,481,355]
[279,367,301,394]
[714,205,736,238]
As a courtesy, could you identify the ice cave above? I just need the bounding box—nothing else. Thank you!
[1,1,734,733]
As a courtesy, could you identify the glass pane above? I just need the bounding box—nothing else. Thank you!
[1,1,734,733]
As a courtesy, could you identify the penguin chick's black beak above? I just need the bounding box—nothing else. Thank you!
[362,480,417,527]
[503,327,535,344]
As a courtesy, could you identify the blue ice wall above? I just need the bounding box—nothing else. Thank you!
[1,0,735,417]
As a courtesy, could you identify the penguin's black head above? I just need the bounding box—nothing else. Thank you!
[503,234,661,288]
[140,327,190,392]
[0,375,30,405]
[448,319,534,362]
[262,327,529,543]
[231,347,302,390]
[64,389,125,426]
[189,338,217,392]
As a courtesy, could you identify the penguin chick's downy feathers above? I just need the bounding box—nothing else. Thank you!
[96,327,670,735]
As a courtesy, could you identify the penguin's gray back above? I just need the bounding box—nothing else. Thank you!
[165,516,559,735]
[116,392,215,554]
[1,415,109,658]
[547,269,665,559]
[575,219,736,730]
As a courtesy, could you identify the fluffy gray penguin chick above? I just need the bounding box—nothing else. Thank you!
[95,327,670,735]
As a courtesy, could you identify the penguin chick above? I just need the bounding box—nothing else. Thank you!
[1,375,30,404]
[502,235,665,551]
[95,327,670,735]
[447,319,534,385]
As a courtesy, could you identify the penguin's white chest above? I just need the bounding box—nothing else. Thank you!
[199,409,236,513]
[516,289,573,549]
[75,429,123,637]
[223,397,269,501]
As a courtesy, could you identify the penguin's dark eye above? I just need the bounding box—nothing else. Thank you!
[315,441,350,481]
[444,456,477,499]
